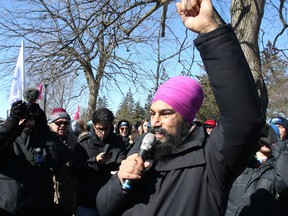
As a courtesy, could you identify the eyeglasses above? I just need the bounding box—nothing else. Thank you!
[120,127,128,131]
[94,126,111,133]
[54,121,70,126]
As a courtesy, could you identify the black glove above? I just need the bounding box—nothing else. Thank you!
[9,100,27,122]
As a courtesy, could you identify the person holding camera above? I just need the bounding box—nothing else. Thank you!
[0,98,72,216]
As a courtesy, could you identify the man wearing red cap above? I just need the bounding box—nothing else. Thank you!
[96,0,263,215]
[203,119,217,136]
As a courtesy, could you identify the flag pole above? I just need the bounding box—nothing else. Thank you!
[21,40,25,101]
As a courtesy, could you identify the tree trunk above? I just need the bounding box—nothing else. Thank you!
[230,0,268,117]
[86,31,108,120]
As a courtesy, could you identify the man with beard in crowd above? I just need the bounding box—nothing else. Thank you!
[95,0,263,215]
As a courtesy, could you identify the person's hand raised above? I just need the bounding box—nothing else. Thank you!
[176,0,219,34]
[10,100,27,122]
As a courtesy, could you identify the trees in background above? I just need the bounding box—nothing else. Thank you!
[0,0,287,120]
[196,74,219,122]
[0,0,186,118]
[115,89,147,125]
[261,41,288,117]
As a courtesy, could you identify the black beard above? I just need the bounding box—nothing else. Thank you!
[151,121,189,160]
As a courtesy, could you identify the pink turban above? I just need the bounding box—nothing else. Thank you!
[152,76,204,124]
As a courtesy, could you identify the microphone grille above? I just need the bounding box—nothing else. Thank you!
[140,132,156,152]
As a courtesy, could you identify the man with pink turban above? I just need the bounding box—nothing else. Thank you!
[96,0,263,215]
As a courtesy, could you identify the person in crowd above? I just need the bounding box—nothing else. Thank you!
[138,118,150,135]
[76,119,90,138]
[133,118,151,145]
[71,108,127,216]
[134,121,141,133]
[48,108,78,149]
[48,107,78,216]
[115,119,134,153]
[70,119,81,137]
[130,124,140,144]
[225,124,288,216]
[95,0,263,215]
[203,119,217,136]
[270,116,288,142]
[0,99,72,216]
[86,120,93,132]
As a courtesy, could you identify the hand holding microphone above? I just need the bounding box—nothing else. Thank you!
[120,133,156,191]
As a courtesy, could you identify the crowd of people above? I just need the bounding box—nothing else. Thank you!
[1,0,288,215]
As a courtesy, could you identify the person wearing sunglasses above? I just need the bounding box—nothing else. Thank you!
[115,120,134,154]
[48,107,78,216]
[49,108,73,140]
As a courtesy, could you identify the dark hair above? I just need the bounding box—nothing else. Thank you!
[78,120,89,133]
[92,108,114,125]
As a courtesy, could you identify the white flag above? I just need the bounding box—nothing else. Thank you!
[9,41,25,107]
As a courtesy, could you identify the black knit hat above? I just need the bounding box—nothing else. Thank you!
[260,124,278,145]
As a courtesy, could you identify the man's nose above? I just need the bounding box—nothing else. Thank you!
[151,114,161,128]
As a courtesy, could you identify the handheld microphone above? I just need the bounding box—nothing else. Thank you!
[122,132,156,191]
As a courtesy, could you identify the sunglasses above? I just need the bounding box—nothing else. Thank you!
[205,126,213,129]
[54,121,70,126]
[120,127,128,131]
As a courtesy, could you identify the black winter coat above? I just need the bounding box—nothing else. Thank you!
[0,119,72,214]
[225,141,288,216]
[96,25,263,216]
[71,129,127,208]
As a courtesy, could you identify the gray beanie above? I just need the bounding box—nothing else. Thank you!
[48,107,71,123]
